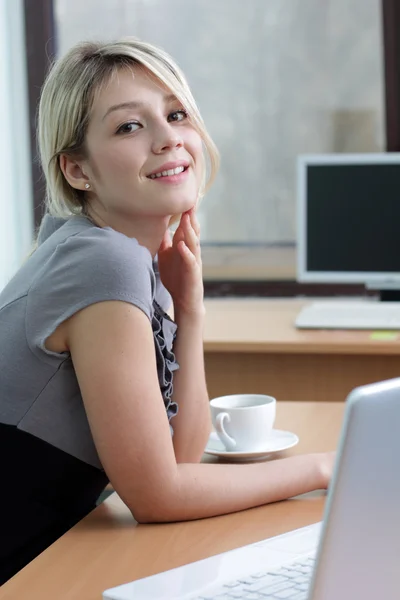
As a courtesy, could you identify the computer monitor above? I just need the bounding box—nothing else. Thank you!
[297,153,400,299]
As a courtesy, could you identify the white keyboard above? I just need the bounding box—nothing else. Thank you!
[191,554,315,600]
[295,301,400,330]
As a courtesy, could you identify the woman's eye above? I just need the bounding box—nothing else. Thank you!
[168,109,188,123]
[117,121,140,134]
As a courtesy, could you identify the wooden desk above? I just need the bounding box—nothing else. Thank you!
[0,402,344,600]
[203,298,400,402]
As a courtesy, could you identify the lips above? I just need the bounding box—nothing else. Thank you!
[149,166,188,179]
[146,160,190,178]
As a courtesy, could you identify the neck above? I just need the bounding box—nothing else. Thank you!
[85,204,171,258]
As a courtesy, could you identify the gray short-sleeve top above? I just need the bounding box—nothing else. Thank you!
[0,214,179,469]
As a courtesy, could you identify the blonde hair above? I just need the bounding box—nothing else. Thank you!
[37,38,219,218]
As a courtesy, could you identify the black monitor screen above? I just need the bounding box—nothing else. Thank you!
[306,163,400,273]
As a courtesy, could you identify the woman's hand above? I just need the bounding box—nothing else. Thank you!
[158,208,204,317]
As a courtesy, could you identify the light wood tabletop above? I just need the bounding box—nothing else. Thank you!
[0,401,345,600]
[203,299,400,402]
[203,298,400,355]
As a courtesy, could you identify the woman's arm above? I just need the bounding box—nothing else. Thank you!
[152,452,331,523]
[157,209,212,462]
[169,308,211,463]
[66,300,335,525]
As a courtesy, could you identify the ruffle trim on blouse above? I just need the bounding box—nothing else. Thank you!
[152,300,179,423]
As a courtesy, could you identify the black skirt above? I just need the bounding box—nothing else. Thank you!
[0,423,108,585]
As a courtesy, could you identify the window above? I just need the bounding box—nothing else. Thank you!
[54,0,385,284]
[0,0,33,290]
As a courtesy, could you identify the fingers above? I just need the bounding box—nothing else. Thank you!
[171,209,201,267]
[181,211,201,260]
[177,240,197,267]
[175,209,199,238]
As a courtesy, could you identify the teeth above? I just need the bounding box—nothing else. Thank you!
[149,165,185,179]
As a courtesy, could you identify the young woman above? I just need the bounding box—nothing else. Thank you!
[0,38,334,584]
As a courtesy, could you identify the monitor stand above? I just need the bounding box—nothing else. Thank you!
[366,282,400,302]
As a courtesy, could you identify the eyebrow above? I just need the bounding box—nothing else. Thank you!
[102,94,178,121]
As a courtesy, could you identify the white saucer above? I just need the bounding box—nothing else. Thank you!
[204,430,299,462]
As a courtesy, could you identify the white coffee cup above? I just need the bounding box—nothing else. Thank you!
[209,394,276,452]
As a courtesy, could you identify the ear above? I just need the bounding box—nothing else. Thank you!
[59,154,90,191]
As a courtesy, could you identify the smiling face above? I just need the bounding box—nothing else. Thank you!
[64,66,204,226]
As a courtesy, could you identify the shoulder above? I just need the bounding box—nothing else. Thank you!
[65,224,153,269]
[29,223,156,322]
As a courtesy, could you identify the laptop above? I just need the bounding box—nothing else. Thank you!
[103,378,400,600]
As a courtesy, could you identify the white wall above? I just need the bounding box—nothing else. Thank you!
[0,0,33,290]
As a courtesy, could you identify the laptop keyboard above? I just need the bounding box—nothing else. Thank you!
[191,554,315,599]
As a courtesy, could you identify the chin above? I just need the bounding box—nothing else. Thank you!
[166,194,198,214]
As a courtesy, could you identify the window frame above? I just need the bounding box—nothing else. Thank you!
[24,0,399,297]
[24,0,56,230]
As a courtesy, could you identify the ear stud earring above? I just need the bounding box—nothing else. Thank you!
[84,183,90,190]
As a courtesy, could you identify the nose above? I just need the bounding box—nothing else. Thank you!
[151,122,183,154]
